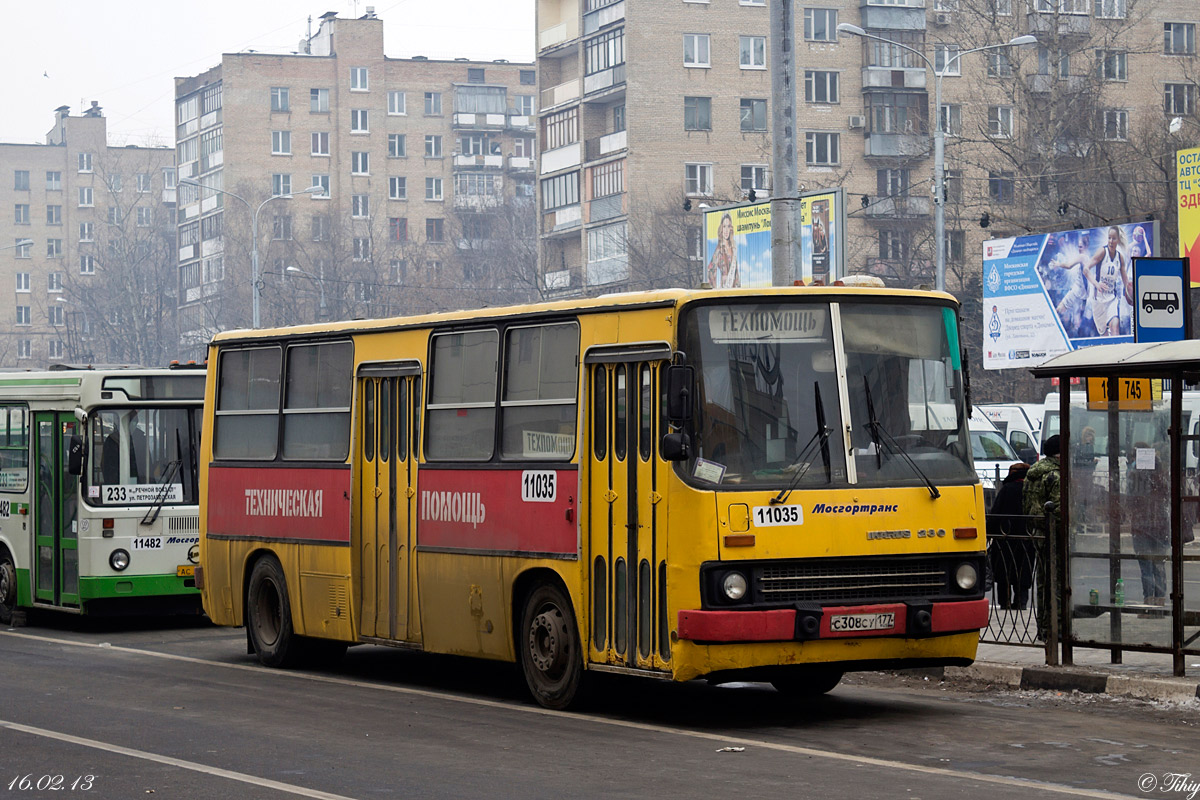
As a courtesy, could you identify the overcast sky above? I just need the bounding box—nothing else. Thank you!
[3,0,534,146]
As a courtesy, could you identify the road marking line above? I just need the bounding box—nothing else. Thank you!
[1,630,1143,799]
[0,719,356,800]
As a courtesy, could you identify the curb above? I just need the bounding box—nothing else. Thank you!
[939,662,1200,703]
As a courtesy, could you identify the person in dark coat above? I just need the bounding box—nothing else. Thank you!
[988,462,1033,609]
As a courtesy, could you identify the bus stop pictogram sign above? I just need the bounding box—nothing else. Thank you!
[1133,257,1190,343]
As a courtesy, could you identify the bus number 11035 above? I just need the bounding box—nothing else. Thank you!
[753,505,802,527]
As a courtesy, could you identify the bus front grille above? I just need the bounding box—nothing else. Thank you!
[758,559,949,604]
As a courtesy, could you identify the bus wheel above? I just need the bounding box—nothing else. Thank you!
[247,557,302,668]
[0,552,17,626]
[519,583,583,710]
[770,668,844,698]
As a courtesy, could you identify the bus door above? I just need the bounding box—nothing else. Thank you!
[32,413,80,608]
[356,362,421,641]
[586,347,670,670]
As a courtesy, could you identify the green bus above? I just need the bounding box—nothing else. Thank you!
[0,365,204,622]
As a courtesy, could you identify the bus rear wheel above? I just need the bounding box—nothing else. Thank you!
[770,668,844,698]
[519,583,583,710]
[247,556,303,668]
[0,552,17,626]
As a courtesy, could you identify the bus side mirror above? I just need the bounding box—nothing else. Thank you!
[665,364,694,424]
[67,434,86,476]
[661,432,691,462]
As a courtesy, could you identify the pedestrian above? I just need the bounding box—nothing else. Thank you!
[988,462,1033,609]
[1023,434,1061,640]
[1128,441,1169,608]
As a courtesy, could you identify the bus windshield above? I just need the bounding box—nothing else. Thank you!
[680,301,972,489]
[87,407,202,506]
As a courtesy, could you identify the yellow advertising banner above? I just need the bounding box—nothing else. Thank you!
[1177,146,1200,286]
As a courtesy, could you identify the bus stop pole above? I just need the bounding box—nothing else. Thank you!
[1170,376,1185,676]
[1056,387,1069,667]
[1106,376,1122,664]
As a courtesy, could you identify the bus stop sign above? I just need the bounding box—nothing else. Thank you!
[1133,257,1189,343]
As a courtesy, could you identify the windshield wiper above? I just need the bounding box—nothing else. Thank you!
[141,429,183,526]
[863,377,941,500]
[770,382,831,505]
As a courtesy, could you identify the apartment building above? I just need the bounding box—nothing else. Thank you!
[174,10,537,350]
[0,105,176,368]
[535,0,1199,295]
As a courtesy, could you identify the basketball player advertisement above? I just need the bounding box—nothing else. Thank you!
[982,221,1159,370]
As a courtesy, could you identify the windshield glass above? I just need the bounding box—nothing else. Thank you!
[87,406,202,506]
[680,302,847,488]
[840,303,973,486]
[971,431,1019,461]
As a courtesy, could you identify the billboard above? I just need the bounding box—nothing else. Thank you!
[982,221,1159,370]
[703,190,843,288]
[1178,146,1200,286]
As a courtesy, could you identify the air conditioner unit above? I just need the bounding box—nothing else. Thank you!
[934,11,952,24]
[848,115,866,130]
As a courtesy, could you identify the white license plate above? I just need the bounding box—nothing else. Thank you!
[132,537,163,551]
[829,612,895,633]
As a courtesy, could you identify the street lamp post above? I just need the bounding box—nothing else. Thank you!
[2,239,34,253]
[285,265,327,320]
[178,181,320,328]
[836,24,1036,291]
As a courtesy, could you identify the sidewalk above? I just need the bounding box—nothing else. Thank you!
[937,642,1200,704]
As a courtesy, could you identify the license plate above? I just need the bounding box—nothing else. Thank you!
[176,565,195,578]
[829,612,895,633]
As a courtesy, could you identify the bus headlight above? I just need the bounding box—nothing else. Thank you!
[954,562,978,591]
[722,572,748,601]
[110,549,130,572]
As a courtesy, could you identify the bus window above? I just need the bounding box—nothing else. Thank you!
[593,367,607,461]
[283,341,352,461]
[0,405,29,493]
[364,382,376,462]
[89,407,202,505]
[380,379,391,464]
[427,330,498,461]
[214,346,282,460]
[639,365,652,462]
[500,323,578,460]
[397,379,408,459]
[614,366,627,462]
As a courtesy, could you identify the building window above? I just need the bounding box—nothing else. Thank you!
[388,91,406,115]
[46,239,63,257]
[805,132,840,166]
[467,67,485,84]
[108,207,119,225]
[311,175,330,198]
[107,174,123,194]
[590,160,624,199]
[939,104,962,135]
[353,237,371,261]
[352,151,370,175]
[542,109,579,149]
[740,98,767,131]
[389,176,407,200]
[989,170,1015,204]
[1097,49,1127,80]
[519,69,536,86]
[271,87,290,112]
[200,213,223,241]
[878,229,910,261]
[14,170,29,191]
[163,168,176,189]
[352,194,370,218]
[311,88,330,113]
[46,171,62,191]
[48,272,63,293]
[425,177,444,201]
[351,109,369,133]
[991,0,1012,13]
[934,44,961,75]
[804,71,838,104]
[426,218,445,243]
[585,28,626,81]
[987,105,1013,138]
[877,168,911,199]
[311,131,330,156]
[17,340,30,359]
[388,133,406,158]
[425,135,443,157]
[16,273,29,292]
[79,255,95,275]
[270,215,291,241]
[350,67,368,91]
[683,33,711,67]
[739,35,766,69]
[14,239,31,258]
[684,96,712,131]
[515,95,535,116]
[684,163,714,196]
[137,172,152,193]
[804,8,838,41]
[425,91,443,115]
[47,205,62,225]
[1165,23,1196,55]
[541,172,580,210]
[1094,0,1125,18]
[14,204,29,224]
[16,306,31,326]
[987,51,1013,77]
[272,174,291,196]
[137,207,154,227]
[78,153,92,173]
[389,217,408,242]
[1165,83,1196,116]
[312,215,329,241]
[1102,109,1128,140]
[79,222,93,242]
[741,165,768,193]
[865,91,928,133]
[272,130,292,154]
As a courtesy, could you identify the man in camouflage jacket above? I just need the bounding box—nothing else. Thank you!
[1022,434,1061,641]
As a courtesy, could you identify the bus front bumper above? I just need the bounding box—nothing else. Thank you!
[677,598,989,643]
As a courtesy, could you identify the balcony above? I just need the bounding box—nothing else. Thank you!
[540,79,581,110]
[583,63,625,97]
[453,154,505,169]
[864,132,929,159]
[452,112,507,129]
[584,0,624,34]
[587,193,625,223]
[863,196,931,219]
[508,156,535,171]
[541,143,582,174]
[860,3,926,30]
[1026,11,1091,36]
[587,254,629,287]
[1027,73,1088,94]
[543,204,582,235]
[861,66,927,90]
[538,19,579,51]
[454,194,504,211]
[508,114,535,130]
[584,130,627,161]
[543,269,572,291]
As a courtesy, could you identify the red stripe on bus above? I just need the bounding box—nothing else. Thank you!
[931,598,990,633]
[207,466,351,543]
[676,609,796,642]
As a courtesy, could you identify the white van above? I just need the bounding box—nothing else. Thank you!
[977,403,1041,463]
[969,407,1022,506]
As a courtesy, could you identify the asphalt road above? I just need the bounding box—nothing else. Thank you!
[1,614,1195,800]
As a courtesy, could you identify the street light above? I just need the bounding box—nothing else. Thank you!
[2,239,34,253]
[836,23,1037,291]
[178,180,322,328]
[285,265,327,320]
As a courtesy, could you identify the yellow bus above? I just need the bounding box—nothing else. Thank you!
[197,287,988,708]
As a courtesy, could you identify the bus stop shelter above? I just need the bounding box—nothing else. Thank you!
[1031,340,1200,676]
